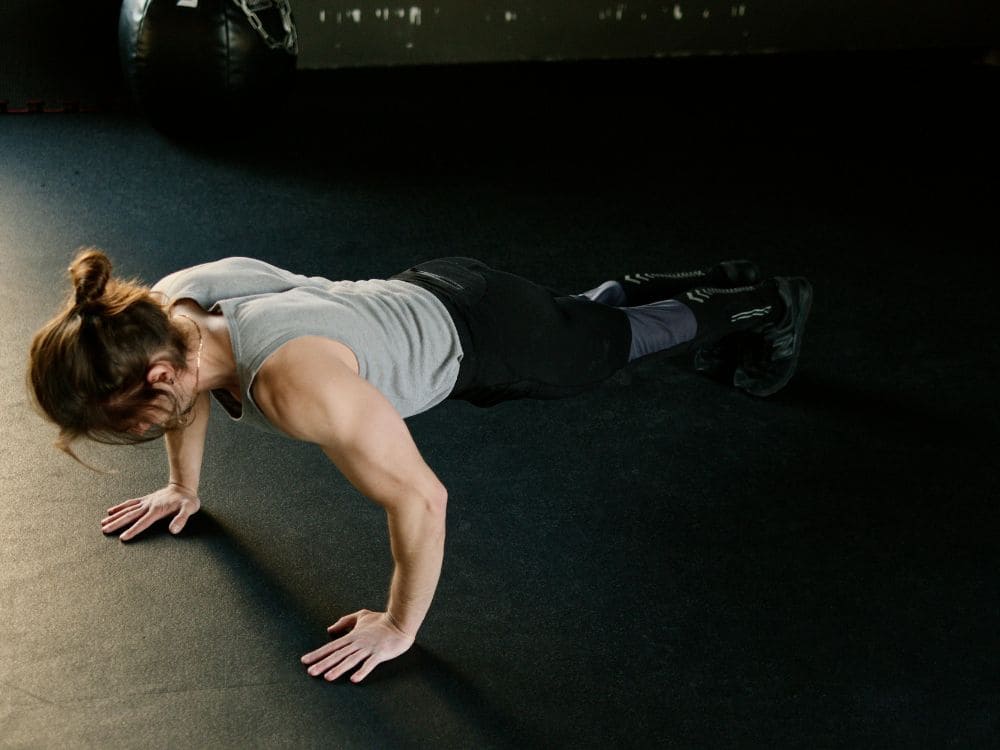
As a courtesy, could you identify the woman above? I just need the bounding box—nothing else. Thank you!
[28,249,811,683]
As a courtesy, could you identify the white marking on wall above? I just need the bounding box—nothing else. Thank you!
[732,4,747,17]
[599,4,627,21]
[319,10,326,22]
[702,9,710,19]
[505,11,517,22]
[673,4,683,21]
[367,6,422,24]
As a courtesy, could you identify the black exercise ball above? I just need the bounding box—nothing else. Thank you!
[119,0,297,134]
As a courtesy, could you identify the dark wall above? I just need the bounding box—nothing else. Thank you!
[1,1,997,107]
[0,1,122,107]
[294,0,1000,68]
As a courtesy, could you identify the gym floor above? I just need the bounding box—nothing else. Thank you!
[1,53,997,748]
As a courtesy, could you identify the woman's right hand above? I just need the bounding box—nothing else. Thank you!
[101,483,201,541]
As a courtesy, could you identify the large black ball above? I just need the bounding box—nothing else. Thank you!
[119,0,297,134]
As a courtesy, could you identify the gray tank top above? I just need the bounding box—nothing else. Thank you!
[152,257,463,434]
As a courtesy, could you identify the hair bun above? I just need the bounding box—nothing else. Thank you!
[69,247,112,313]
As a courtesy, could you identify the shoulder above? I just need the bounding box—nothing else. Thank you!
[153,257,250,297]
[154,256,275,286]
[251,336,372,443]
[153,257,322,306]
[257,335,360,382]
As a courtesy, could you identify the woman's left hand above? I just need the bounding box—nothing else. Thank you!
[301,609,415,684]
[101,484,200,541]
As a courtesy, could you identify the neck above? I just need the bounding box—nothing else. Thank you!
[174,313,203,392]
[171,304,238,394]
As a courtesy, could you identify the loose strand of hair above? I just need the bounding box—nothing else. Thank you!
[55,432,118,475]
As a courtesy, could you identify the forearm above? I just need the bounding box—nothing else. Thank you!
[384,497,447,637]
[164,391,210,493]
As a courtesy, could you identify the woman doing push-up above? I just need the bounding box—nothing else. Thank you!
[28,250,811,683]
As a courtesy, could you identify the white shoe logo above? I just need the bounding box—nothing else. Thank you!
[731,306,772,322]
[177,0,198,8]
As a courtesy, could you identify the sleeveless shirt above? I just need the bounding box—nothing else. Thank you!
[152,257,463,434]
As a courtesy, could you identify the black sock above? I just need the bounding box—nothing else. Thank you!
[615,261,758,306]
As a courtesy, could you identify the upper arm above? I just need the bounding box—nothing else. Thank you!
[251,337,446,510]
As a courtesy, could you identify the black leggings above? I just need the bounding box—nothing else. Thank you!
[392,257,632,407]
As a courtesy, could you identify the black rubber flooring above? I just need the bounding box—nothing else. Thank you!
[2,54,998,748]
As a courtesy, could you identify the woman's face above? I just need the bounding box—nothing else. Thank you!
[125,367,199,437]
[127,392,173,436]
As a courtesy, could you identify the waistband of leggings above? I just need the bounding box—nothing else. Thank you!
[391,271,477,396]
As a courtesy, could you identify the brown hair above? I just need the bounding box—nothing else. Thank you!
[27,248,190,461]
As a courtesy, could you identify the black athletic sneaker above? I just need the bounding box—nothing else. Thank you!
[732,277,813,397]
[690,259,766,380]
[713,259,762,288]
